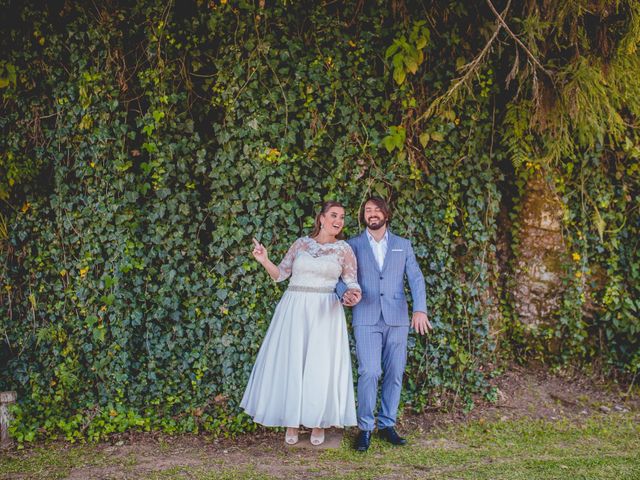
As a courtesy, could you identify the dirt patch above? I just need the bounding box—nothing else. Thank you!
[413,438,466,449]
[403,365,638,434]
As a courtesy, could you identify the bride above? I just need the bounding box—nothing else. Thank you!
[240,201,362,445]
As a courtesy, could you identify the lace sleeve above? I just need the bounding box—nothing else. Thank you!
[340,243,361,291]
[276,238,303,282]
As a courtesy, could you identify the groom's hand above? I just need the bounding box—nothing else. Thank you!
[411,311,432,335]
[342,289,361,307]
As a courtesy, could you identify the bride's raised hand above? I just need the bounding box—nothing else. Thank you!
[251,238,268,264]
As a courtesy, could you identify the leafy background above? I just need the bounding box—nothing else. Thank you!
[1,0,638,443]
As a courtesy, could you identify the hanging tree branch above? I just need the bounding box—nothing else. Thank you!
[485,0,554,79]
[413,0,511,125]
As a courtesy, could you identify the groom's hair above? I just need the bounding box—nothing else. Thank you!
[361,196,390,224]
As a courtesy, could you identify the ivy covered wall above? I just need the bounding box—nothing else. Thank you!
[0,0,638,443]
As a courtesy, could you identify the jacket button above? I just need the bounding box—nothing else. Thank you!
[380,293,384,296]
[379,276,383,280]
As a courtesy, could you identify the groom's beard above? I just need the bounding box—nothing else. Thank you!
[366,217,386,230]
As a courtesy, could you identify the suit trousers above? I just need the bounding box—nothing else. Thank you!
[353,315,409,431]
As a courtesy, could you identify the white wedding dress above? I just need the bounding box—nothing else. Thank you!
[240,236,360,428]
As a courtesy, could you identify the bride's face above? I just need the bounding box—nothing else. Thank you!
[321,206,345,237]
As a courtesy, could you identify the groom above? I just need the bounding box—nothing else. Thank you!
[338,196,432,452]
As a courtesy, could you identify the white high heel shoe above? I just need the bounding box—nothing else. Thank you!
[285,427,299,445]
[310,428,325,446]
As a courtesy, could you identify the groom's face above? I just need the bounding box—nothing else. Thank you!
[364,201,387,231]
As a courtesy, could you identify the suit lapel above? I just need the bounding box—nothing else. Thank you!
[360,231,381,273]
[380,231,397,272]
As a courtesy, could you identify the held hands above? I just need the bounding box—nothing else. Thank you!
[411,311,433,335]
[252,238,268,264]
[342,288,362,307]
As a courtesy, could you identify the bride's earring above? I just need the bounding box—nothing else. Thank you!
[320,223,324,229]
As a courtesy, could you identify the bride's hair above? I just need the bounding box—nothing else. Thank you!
[310,201,346,240]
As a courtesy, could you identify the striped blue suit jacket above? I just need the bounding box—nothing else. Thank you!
[337,231,427,326]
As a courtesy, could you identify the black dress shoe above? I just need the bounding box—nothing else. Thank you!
[378,426,407,446]
[355,429,372,452]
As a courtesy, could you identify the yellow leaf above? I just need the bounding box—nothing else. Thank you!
[79,114,93,130]
[393,67,406,85]
[419,132,430,148]
[594,209,605,242]
[404,58,418,74]
[443,110,457,122]
[431,132,445,142]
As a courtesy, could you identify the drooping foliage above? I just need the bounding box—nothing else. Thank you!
[422,0,640,371]
[0,0,638,444]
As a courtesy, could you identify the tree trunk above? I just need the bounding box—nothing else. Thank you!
[0,391,17,449]
[513,174,567,327]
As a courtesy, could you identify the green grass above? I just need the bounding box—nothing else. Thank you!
[0,444,113,480]
[146,465,274,480]
[321,414,640,479]
[1,414,638,480]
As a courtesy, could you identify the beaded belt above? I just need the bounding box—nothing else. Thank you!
[287,285,334,294]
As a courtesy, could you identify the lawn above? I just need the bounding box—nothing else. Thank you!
[2,413,638,480]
